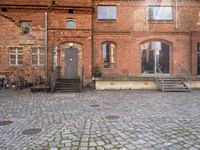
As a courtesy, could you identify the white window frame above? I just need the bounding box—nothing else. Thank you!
[31,47,45,66]
[97,6,117,20]
[9,47,23,66]
[148,6,173,21]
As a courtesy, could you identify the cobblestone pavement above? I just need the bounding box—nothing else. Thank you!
[0,89,200,150]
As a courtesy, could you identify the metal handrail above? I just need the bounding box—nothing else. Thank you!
[177,63,192,91]
[51,66,59,93]
[155,65,165,91]
[79,66,83,91]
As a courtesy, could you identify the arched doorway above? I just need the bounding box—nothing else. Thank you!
[141,41,170,74]
[60,42,82,79]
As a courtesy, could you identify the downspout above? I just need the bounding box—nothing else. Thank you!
[189,31,193,75]
[92,6,94,76]
[45,12,48,84]
[175,0,178,29]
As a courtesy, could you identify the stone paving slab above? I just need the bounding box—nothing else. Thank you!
[0,89,200,150]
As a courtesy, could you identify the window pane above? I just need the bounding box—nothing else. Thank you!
[107,6,116,19]
[10,48,16,53]
[32,55,38,65]
[39,48,45,54]
[10,60,16,65]
[10,55,16,59]
[141,41,170,74]
[110,44,115,63]
[17,48,23,54]
[32,48,38,54]
[18,55,23,59]
[98,6,107,19]
[98,6,116,20]
[148,7,172,21]
[66,21,76,29]
[102,42,115,68]
[39,55,45,65]
[103,43,110,63]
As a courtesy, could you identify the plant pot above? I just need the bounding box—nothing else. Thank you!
[93,72,102,77]
[31,87,41,93]
[41,87,50,93]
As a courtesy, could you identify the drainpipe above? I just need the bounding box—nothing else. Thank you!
[175,0,178,29]
[92,6,94,76]
[45,12,48,84]
[189,31,193,75]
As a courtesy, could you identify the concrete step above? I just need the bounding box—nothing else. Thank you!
[54,78,81,92]
[163,88,190,92]
[54,89,80,92]
[57,79,80,83]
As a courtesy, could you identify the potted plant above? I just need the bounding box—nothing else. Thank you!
[30,84,50,93]
[93,65,102,77]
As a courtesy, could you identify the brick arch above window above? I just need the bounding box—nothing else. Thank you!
[140,38,173,46]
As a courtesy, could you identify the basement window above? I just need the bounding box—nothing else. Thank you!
[148,6,173,21]
[20,21,32,35]
[31,47,45,66]
[9,47,23,65]
[98,6,117,21]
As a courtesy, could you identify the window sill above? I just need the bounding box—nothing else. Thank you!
[66,28,76,30]
[148,20,174,24]
[31,65,45,67]
[9,64,23,66]
[97,19,117,23]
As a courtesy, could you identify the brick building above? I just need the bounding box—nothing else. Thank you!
[0,0,200,90]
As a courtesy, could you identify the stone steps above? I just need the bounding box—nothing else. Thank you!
[54,78,81,92]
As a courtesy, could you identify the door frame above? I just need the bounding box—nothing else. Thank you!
[64,47,78,79]
[141,40,171,76]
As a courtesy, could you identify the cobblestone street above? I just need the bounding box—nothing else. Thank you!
[0,89,200,150]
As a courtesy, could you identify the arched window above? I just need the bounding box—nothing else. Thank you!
[102,42,116,68]
[141,41,170,74]
[66,20,76,29]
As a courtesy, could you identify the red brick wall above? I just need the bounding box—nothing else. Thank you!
[0,2,93,83]
[0,0,91,6]
[93,0,200,77]
[0,11,45,82]
[48,11,92,80]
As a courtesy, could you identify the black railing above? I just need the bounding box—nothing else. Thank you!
[79,66,83,92]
